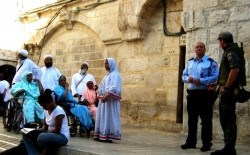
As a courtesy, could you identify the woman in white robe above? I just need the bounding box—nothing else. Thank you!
[94,58,122,142]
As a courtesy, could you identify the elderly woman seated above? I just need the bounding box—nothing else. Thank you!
[11,71,44,127]
[53,75,93,135]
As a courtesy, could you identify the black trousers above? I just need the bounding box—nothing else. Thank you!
[186,89,214,145]
[219,88,237,148]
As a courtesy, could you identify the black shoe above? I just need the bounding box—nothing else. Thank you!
[200,143,212,152]
[100,139,113,143]
[211,147,236,155]
[86,129,91,138]
[181,143,196,149]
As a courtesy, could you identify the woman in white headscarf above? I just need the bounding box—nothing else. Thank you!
[94,58,122,142]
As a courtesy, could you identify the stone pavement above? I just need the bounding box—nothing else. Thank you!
[0,122,250,155]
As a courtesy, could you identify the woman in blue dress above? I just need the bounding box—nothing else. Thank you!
[53,75,93,132]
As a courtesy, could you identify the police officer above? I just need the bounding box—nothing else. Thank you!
[181,42,219,152]
[211,32,245,155]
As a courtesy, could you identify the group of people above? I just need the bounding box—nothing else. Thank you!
[0,48,122,154]
[182,31,246,155]
[0,31,244,155]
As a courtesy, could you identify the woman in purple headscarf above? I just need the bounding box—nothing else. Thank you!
[94,58,122,142]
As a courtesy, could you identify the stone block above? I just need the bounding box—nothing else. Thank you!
[236,0,250,6]
[207,44,221,60]
[154,91,167,106]
[163,70,178,87]
[167,87,178,103]
[230,6,250,22]
[149,56,166,68]
[89,44,95,52]
[219,0,237,8]
[170,55,180,69]
[121,100,130,116]
[120,58,148,72]
[128,104,139,119]
[238,21,250,41]
[122,87,132,102]
[138,104,157,118]
[243,42,250,59]
[208,10,229,27]
[175,1,183,11]
[73,54,82,61]
[92,59,105,68]
[190,29,208,46]
[56,49,63,56]
[117,43,135,59]
[194,10,205,29]
[80,38,87,46]
[122,74,144,85]
[75,46,83,53]
[247,60,250,77]
[184,0,218,10]
[131,87,154,103]
[164,36,174,48]
[209,24,237,42]
[164,46,180,55]
[142,33,164,55]
[159,105,177,121]
[145,71,163,86]
[166,12,182,33]
[88,52,99,59]
[196,0,218,9]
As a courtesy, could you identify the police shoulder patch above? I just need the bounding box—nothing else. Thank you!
[227,53,232,61]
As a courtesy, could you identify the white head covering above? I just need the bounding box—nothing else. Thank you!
[82,62,89,67]
[18,49,28,57]
[98,58,122,99]
[44,54,53,59]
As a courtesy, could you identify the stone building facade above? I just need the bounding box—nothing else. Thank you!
[0,0,249,142]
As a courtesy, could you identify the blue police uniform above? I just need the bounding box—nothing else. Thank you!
[182,55,219,148]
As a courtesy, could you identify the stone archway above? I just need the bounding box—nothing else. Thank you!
[34,21,107,84]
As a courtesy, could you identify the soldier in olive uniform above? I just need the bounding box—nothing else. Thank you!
[211,32,246,155]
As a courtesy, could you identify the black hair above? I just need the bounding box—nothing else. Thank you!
[59,75,66,81]
[38,89,53,105]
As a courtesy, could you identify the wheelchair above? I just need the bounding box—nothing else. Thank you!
[3,96,25,133]
[52,92,93,137]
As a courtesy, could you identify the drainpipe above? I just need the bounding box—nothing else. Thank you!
[162,0,185,36]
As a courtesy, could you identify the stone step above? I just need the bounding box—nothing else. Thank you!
[0,134,20,152]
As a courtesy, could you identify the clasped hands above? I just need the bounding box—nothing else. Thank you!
[188,77,201,86]
[101,94,111,103]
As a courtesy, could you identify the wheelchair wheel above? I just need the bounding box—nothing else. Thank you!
[69,115,77,137]
[3,100,13,132]
[12,108,23,134]
[69,126,77,137]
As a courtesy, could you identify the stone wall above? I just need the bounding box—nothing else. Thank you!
[2,0,249,142]
[17,0,184,132]
[182,0,250,143]
[0,49,17,66]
